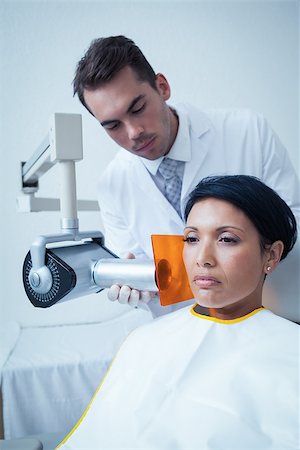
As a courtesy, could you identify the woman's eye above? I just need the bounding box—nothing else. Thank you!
[219,236,239,244]
[183,236,198,244]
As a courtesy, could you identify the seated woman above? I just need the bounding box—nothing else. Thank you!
[58,175,298,450]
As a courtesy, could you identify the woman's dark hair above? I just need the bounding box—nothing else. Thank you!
[184,175,297,261]
[73,36,157,114]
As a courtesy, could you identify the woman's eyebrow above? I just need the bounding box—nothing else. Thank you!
[216,225,244,233]
[183,225,245,232]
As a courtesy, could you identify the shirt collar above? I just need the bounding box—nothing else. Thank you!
[141,107,191,175]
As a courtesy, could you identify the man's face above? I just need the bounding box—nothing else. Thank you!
[83,66,178,160]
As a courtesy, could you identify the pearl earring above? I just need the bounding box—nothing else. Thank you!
[266,266,271,272]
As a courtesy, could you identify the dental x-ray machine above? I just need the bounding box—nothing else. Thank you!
[20,113,172,308]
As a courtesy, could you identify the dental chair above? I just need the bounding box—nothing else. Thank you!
[0,431,65,450]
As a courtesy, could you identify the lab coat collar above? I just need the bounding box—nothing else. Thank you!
[127,104,213,226]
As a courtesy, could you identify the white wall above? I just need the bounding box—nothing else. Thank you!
[0,0,298,327]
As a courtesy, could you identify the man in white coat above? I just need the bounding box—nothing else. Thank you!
[73,35,300,320]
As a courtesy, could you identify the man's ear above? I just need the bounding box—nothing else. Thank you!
[264,240,284,275]
[155,73,171,101]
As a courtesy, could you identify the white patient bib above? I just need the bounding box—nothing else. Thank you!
[58,307,299,450]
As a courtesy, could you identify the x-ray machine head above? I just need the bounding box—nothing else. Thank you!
[19,113,171,308]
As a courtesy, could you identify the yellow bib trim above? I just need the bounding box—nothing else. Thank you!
[190,305,265,324]
[55,332,132,448]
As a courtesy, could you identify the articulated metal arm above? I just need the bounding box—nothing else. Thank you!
[17,113,99,216]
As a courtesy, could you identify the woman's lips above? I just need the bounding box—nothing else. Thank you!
[193,276,221,288]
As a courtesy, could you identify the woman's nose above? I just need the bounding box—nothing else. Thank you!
[196,243,216,268]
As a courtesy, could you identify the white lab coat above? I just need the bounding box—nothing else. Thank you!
[98,104,300,320]
[57,307,299,450]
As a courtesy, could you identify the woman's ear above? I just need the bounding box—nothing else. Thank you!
[264,241,284,275]
[155,73,171,100]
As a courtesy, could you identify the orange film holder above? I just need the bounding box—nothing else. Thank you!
[151,235,193,306]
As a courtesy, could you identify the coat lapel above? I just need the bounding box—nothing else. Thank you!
[130,156,184,226]
[181,106,213,201]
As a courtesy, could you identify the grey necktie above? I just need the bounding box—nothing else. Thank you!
[158,157,183,217]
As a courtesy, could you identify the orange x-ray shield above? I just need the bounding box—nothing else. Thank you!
[151,235,193,306]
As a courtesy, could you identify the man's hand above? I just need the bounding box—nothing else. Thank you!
[107,253,155,308]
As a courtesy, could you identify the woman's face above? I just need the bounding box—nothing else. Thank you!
[183,198,271,318]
